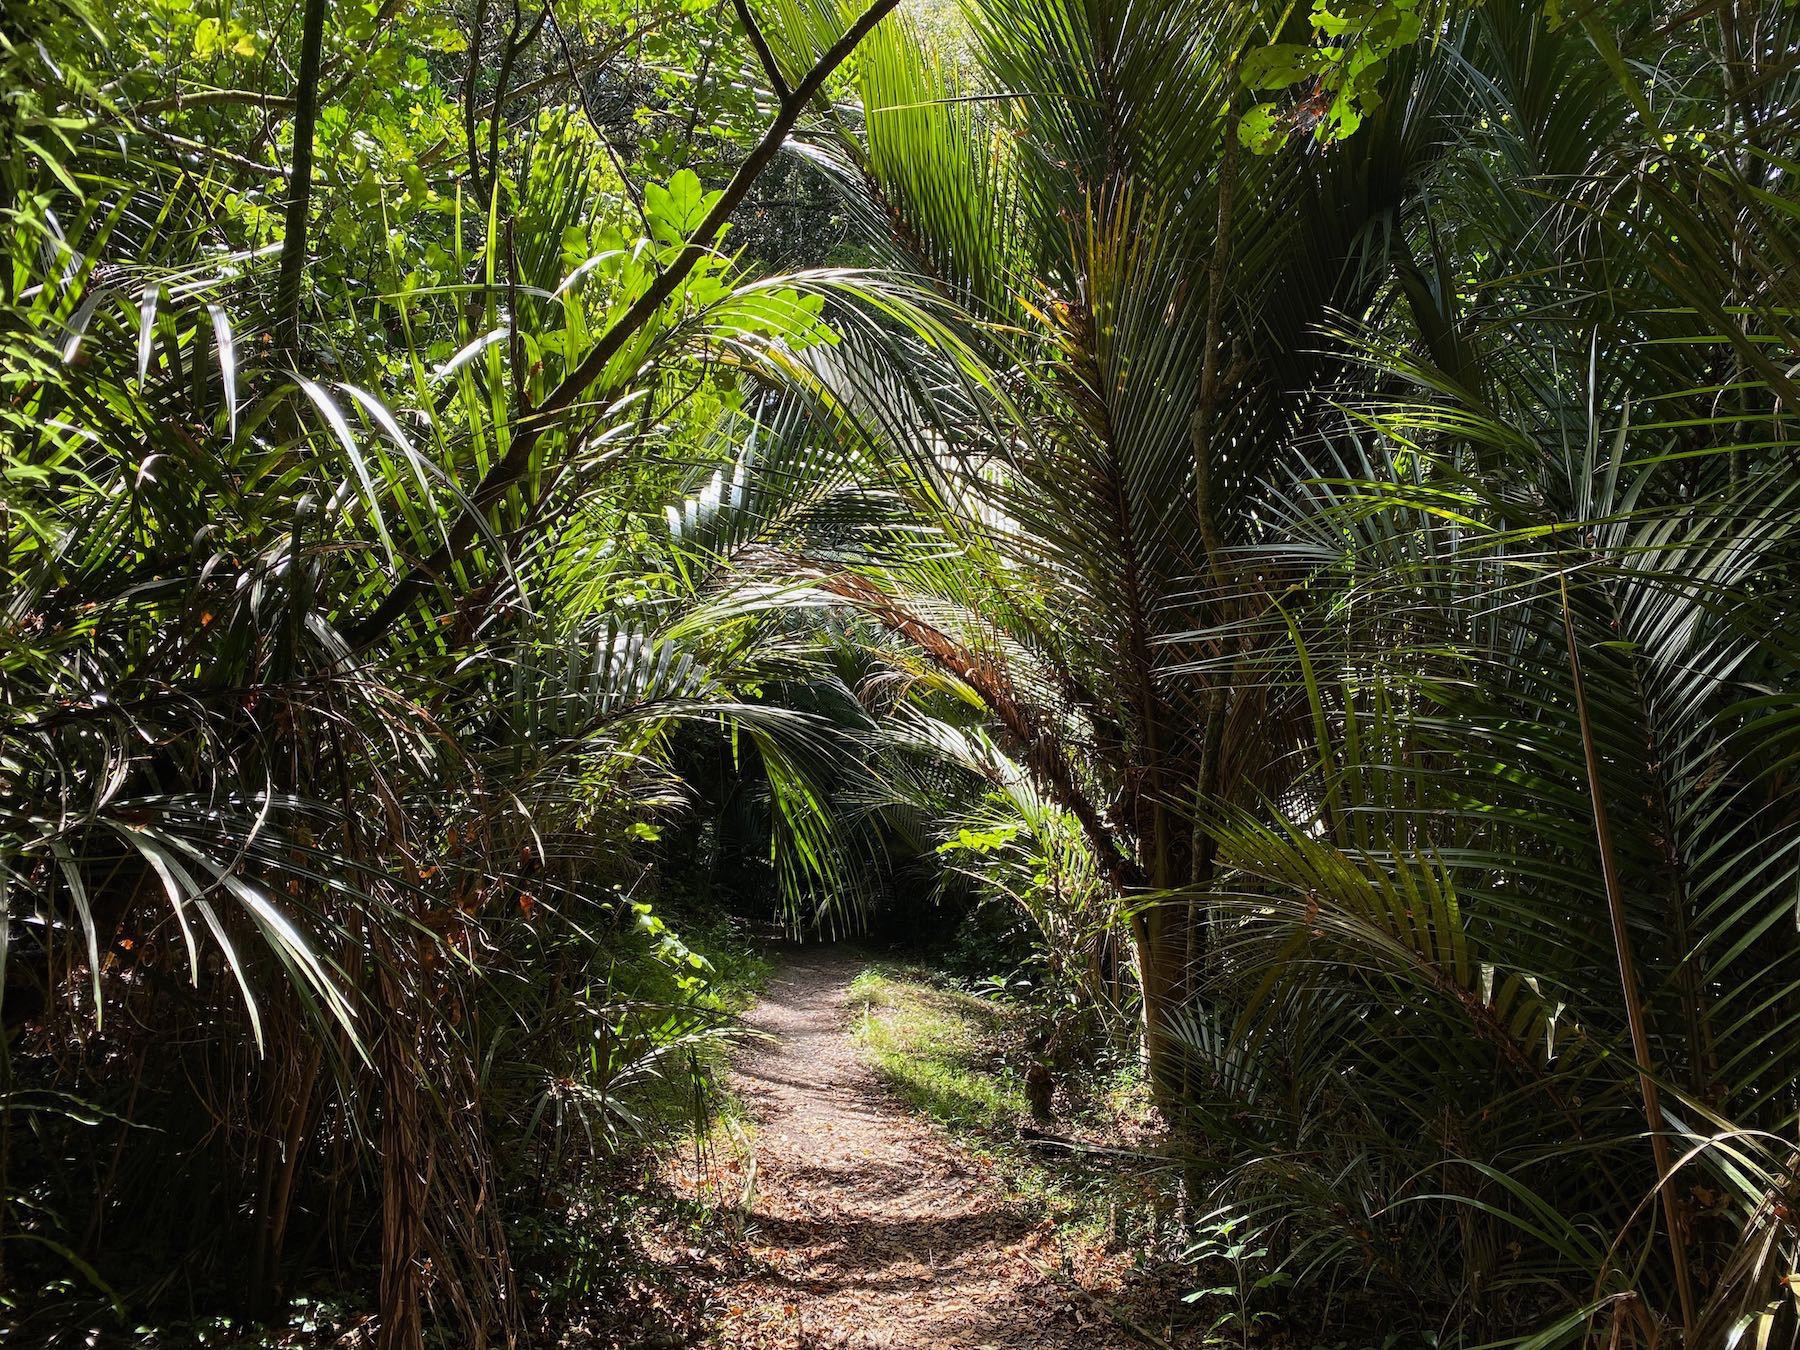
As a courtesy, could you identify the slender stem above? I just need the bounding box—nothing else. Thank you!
[274,0,329,354]
[141,126,286,178]
[485,2,525,206]
[1558,571,1696,1337]
[731,0,790,102]
[546,0,647,230]
[134,89,298,114]
[1192,92,1238,574]
[484,2,550,207]
[462,0,492,204]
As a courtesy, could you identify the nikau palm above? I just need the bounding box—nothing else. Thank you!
[795,0,1464,1102]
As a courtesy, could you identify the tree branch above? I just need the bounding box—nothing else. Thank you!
[483,0,546,207]
[135,89,298,114]
[545,0,646,231]
[730,0,790,102]
[463,0,493,205]
[348,0,900,646]
[139,125,285,178]
[415,27,647,170]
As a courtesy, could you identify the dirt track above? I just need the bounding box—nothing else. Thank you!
[713,946,1138,1349]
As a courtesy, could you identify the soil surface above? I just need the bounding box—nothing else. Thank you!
[713,945,1140,1349]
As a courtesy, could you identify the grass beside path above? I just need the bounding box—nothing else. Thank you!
[844,965,1344,1347]
[844,962,1194,1327]
[848,965,1032,1131]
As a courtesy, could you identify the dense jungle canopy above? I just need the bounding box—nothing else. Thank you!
[3,0,1799,1342]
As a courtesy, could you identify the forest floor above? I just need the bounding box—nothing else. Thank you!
[706,945,1151,1349]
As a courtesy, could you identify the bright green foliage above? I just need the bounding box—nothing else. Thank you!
[1,0,909,1338]
[1239,0,1425,148]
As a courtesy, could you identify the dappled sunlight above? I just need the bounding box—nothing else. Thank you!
[8,0,1796,1341]
[714,948,1151,1348]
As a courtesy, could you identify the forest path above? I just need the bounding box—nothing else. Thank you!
[713,945,1139,1349]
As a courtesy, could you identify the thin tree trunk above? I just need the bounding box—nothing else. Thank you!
[1558,573,1696,1337]
[275,0,329,354]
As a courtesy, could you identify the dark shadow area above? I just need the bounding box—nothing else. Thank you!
[745,1207,1039,1288]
